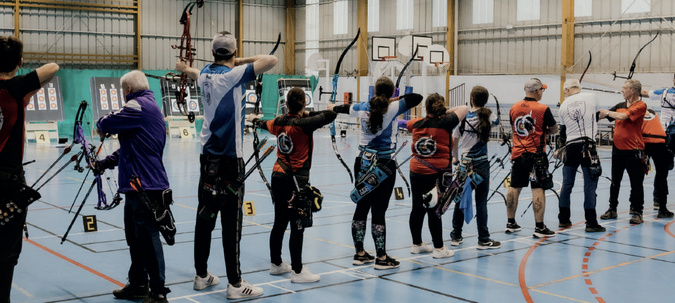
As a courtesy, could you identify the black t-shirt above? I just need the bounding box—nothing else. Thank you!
[0,71,41,170]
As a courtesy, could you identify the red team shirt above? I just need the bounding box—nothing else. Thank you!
[0,71,40,169]
[509,99,556,159]
[609,100,647,150]
[407,113,459,175]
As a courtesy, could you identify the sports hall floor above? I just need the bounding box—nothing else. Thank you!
[13,128,675,303]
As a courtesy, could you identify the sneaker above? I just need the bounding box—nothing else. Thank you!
[374,255,400,270]
[505,222,521,233]
[142,293,168,303]
[432,246,455,259]
[533,226,556,238]
[193,272,220,290]
[352,251,376,265]
[477,239,502,249]
[600,209,617,220]
[658,209,674,218]
[112,283,149,299]
[291,266,320,283]
[410,242,433,254]
[269,261,292,275]
[558,221,572,228]
[226,279,263,299]
[585,225,606,233]
[450,237,463,246]
[629,213,643,224]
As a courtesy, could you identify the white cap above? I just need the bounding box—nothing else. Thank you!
[212,32,237,57]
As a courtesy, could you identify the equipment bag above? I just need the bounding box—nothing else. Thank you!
[0,182,41,226]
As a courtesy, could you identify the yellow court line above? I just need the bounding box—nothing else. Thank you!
[531,250,675,289]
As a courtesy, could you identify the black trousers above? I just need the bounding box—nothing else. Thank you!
[608,149,645,214]
[645,143,670,206]
[0,174,26,303]
[409,172,443,248]
[269,172,307,274]
[194,156,244,286]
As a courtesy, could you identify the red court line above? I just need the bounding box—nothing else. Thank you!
[517,222,584,302]
[23,237,125,287]
[666,221,675,239]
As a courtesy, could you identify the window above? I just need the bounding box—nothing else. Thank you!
[306,0,319,58]
[368,0,379,32]
[517,0,540,21]
[333,0,348,35]
[432,0,447,27]
[396,0,414,30]
[622,0,651,14]
[473,0,494,24]
[575,0,592,17]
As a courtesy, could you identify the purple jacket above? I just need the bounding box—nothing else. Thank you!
[96,89,170,192]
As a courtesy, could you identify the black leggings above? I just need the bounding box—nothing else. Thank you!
[194,156,244,286]
[352,157,396,257]
[409,172,443,248]
[269,172,306,274]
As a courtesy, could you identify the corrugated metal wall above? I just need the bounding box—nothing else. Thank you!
[458,0,675,75]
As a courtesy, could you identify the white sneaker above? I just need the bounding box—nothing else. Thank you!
[269,261,292,275]
[410,241,433,254]
[291,266,320,283]
[193,272,220,290]
[432,246,455,259]
[226,279,263,299]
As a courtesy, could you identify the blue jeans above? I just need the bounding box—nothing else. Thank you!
[124,192,167,294]
[451,159,490,242]
[560,165,598,210]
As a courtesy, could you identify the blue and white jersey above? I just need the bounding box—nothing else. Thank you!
[198,63,256,157]
[453,110,499,158]
[648,87,675,129]
[350,99,409,151]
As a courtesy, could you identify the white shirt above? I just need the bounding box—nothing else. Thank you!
[559,92,598,142]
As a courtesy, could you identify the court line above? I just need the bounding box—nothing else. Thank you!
[22,237,125,288]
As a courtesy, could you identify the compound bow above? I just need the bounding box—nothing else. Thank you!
[329,28,360,183]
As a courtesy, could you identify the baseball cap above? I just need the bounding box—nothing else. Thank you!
[212,32,237,57]
[524,78,548,92]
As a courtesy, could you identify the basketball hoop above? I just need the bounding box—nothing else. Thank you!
[381,56,398,62]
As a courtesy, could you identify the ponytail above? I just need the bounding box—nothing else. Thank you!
[470,86,492,143]
[368,77,395,134]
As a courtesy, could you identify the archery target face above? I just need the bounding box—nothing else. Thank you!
[514,110,536,137]
[189,99,199,111]
[305,92,312,106]
[277,132,293,154]
[414,137,437,156]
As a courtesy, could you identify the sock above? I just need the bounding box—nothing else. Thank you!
[535,222,544,229]
[372,223,386,257]
[351,220,366,253]
[508,218,516,224]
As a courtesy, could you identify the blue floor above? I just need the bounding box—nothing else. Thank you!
[13,128,675,303]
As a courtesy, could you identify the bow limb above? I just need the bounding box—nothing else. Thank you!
[613,30,660,80]
[394,46,420,97]
[329,29,360,183]
[172,1,202,123]
[579,51,592,83]
[251,33,282,199]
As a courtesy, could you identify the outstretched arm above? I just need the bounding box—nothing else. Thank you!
[36,63,59,86]
[176,61,200,81]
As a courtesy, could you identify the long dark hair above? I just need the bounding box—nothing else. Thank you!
[470,86,493,143]
[425,93,446,117]
[368,77,394,134]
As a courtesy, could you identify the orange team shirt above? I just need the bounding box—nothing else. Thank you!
[406,113,459,175]
[509,99,556,159]
[609,100,646,150]
[642,110,666,144]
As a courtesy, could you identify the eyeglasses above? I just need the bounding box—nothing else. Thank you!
[539,88,546,92]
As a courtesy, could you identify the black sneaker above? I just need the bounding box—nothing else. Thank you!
[374,256,400,270]
[505,222,521,233]
[450,236,463,246]
[600,209,617,220]
[658,209,674,218]
[113,283,149,300]
[585,225,606,233]
[533,226,556,238]
[629,213,643,224]
[143,293,168,303]
[558,221,572,228]
[477,239,501,250]
[352,251,375,265]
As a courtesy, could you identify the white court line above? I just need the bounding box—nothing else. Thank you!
[11,283,34,298]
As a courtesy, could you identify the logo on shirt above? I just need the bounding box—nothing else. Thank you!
[277,132,294,154]
[414,137,437,156]
[514,110,536,137]
[203,82,212,106]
